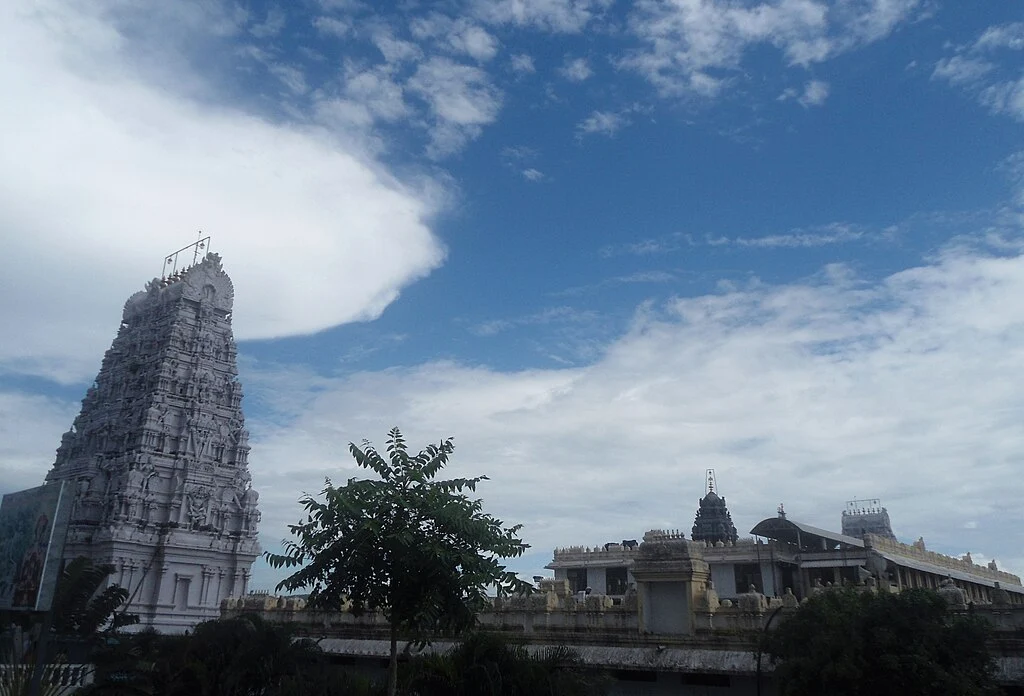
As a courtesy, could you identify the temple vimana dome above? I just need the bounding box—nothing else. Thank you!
[44,251,260,633]
[690,469,739,545]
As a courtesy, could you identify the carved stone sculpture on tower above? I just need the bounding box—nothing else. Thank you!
[44,253,260,633]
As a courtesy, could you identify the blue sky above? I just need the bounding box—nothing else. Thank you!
[1,0,1023,590]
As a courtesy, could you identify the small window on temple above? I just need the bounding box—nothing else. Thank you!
[566,568,587,594]
[606,566,628,595]
[734,563,763,593]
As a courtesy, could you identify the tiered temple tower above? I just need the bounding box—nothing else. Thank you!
[44,252,260,632]
[841,498,896,540]
[690,469,739,545]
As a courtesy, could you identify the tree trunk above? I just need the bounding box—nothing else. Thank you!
[388,622,398,696]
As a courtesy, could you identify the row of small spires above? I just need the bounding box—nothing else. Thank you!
[159,267,193,284]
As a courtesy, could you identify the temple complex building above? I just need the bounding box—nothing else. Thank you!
[548,474,1023,606]
[44,252,260,632]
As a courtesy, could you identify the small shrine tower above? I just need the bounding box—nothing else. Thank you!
[690,469,739,545]
[44,246,260,632]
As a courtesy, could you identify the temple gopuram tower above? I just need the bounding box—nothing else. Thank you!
[45,250,260,632]
[690,469,739,545]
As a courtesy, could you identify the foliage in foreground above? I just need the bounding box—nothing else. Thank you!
[767,587,998,696]
[403,632,607,696]
[78,617,604,696]
[80,614,379,696]
[51,556,139,637]
[265,428,532,696]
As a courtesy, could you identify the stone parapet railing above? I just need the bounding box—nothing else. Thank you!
[551,545,640,563]
[865,534,1023,586]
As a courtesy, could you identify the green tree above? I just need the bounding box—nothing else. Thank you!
[265,428,532,696]
[50,556,138,638]
[767,587,998,696]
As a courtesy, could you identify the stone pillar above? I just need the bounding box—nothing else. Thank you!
[630,530,710,636]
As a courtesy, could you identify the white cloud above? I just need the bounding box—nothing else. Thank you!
[239,242,1024,587]
[249,7,287,38]
[371,28,423,64]
[472,306,599,336]
[621,0,920,97]
[510,53,536,74]
[447,22,500,62]
[559,57,593,82]
[779,78,830,106]
[798,78,829,106]
[933,22,1024,121]
[407,57,504,158]
[709,223,869,248]
[0,392,78,495]
[932,55,995,87]
[410,14,500,62]
[577,110,628,137]
[978,78,1024,122]
[268,63,308,94]
[553,270,677,297]
[974,22,1024,52]
[0,0,446,382]
[522,168,545,181]
[312,16,351,37]
[471,0,608,33]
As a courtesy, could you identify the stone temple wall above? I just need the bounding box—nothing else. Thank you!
[44,253,260,632]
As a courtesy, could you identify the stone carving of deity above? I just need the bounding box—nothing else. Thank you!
[185,486,212,530]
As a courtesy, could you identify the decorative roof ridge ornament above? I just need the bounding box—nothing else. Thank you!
[161,232,212,280]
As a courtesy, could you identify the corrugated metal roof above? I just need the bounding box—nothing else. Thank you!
[749,517,865,549]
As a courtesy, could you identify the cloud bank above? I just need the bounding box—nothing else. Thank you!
[243,241,1024,585]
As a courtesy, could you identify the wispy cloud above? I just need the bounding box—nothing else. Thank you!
[553,270,677,297]
[577,110,626,137]
[471,0,608,33]
[312,16,351,37]
[407,56,504,158]
[708,223,877,248]
[509,53,536,74]
[800,79,830,106]
[471,306,600,336]
[933,22,1024,121]
[620,0,922,98]
[778,79,831,107]
[599,232,694,257]
[501,145,545,181]
[249,7,287,38]
[410,14,500,62]
[559,57,593,82]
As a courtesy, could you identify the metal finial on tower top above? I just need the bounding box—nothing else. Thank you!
[706,468,717,495]
[161,232,211,280]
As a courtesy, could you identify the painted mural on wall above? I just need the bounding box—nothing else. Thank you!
[0,482,71,611]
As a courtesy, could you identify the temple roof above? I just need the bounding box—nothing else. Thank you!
[749,516,865,551]
[691,471,739,544]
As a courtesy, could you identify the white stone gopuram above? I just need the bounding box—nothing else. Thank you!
[45,252,260,632]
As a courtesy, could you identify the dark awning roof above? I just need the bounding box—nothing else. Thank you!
[750,517,865,551]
